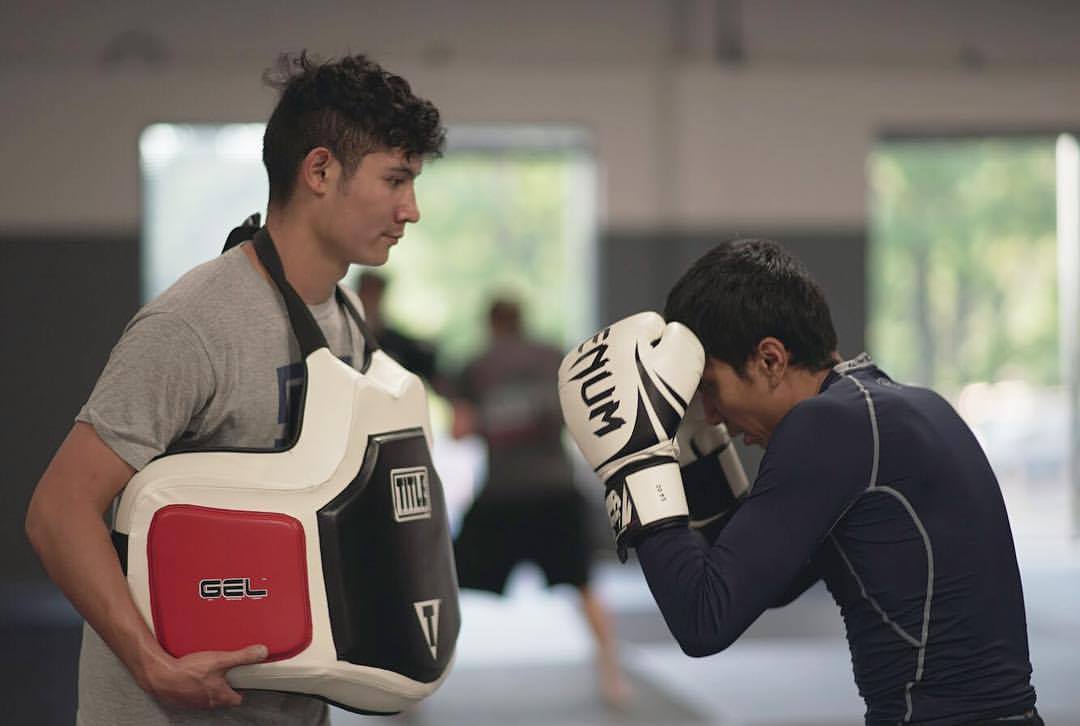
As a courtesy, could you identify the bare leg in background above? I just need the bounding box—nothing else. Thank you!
[578,585,631,708]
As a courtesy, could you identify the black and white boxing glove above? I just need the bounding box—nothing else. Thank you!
[558,312,704,562]
[676,392,751,530]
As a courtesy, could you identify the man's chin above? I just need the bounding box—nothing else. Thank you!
[354,248,391,267]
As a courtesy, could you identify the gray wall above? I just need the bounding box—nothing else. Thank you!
[4,1,1080,233]
[601,230,866,357]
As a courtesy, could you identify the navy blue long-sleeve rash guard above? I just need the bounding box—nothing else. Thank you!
[637,354,1037,725]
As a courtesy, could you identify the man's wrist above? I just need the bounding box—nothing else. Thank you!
[621,460,688,526]
[607,459,689,561]
[121,624,174,694]
[682,455,740,522]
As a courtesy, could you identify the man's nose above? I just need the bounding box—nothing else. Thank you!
[398,187,420,224]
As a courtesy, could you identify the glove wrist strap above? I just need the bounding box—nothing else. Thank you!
[608,459,689,563]
[622,461,688,526]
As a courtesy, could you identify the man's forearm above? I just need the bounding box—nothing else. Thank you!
[25,423,169,692]
[27,423,272,710]
[27,493,168,690]
[636,526,752,657]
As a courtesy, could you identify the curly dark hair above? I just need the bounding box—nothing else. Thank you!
[664,239,838,377]
[262,51,446,206]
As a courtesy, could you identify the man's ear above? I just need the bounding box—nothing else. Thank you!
[756,337,789,386]
[298,147,336,196]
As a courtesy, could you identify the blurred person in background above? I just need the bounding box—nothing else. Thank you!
[451,297,630,707]
[356,269,439,385]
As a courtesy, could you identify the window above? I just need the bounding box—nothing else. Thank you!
[139,124,596,354]
[869,135,1077,539]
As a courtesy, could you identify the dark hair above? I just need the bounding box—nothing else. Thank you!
[357,270,388,295]
[488,297,522,334]
[262,51,446,206]
[664,239,838,376]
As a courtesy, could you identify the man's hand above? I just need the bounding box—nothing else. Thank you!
[143,645,269,710]
[558,312,704,561]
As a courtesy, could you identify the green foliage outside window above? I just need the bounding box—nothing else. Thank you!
[868,138,1058,395]
[372,150,595,374]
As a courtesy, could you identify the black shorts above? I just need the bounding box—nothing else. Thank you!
[454,488,591,594]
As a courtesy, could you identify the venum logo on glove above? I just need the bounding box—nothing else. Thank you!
[566,327,627,437]
[558,313,704,560]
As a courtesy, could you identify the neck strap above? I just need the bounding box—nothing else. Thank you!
[223,217,378,371]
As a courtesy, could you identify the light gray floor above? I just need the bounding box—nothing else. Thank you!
[332,536,1080,726]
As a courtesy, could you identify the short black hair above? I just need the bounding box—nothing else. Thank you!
[357,270,388,295]
[262,51,446,206]
[488,296,522,334]
[664,239,838,376]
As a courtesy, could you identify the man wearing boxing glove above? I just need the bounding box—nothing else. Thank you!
[559,239,1040,726]
[558,312,750,562]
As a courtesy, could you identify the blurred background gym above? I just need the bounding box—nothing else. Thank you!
[2,1,1079,723]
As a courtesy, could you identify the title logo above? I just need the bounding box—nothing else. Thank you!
[414,599,441,660]
[392,467,432,522]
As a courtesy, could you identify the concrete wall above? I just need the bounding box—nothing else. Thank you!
[3,63,1080,233]
[3,0,1080,233]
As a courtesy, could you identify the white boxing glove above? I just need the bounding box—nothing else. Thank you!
[676,392,751,529]
[558,312,704,561]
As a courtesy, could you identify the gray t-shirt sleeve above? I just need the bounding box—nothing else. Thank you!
[77,311,216,471]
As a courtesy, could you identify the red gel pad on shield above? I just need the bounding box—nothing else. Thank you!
[146,505,312,661]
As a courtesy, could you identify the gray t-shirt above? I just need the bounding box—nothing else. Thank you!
[458,336,575,497]
[75,244,365,726]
